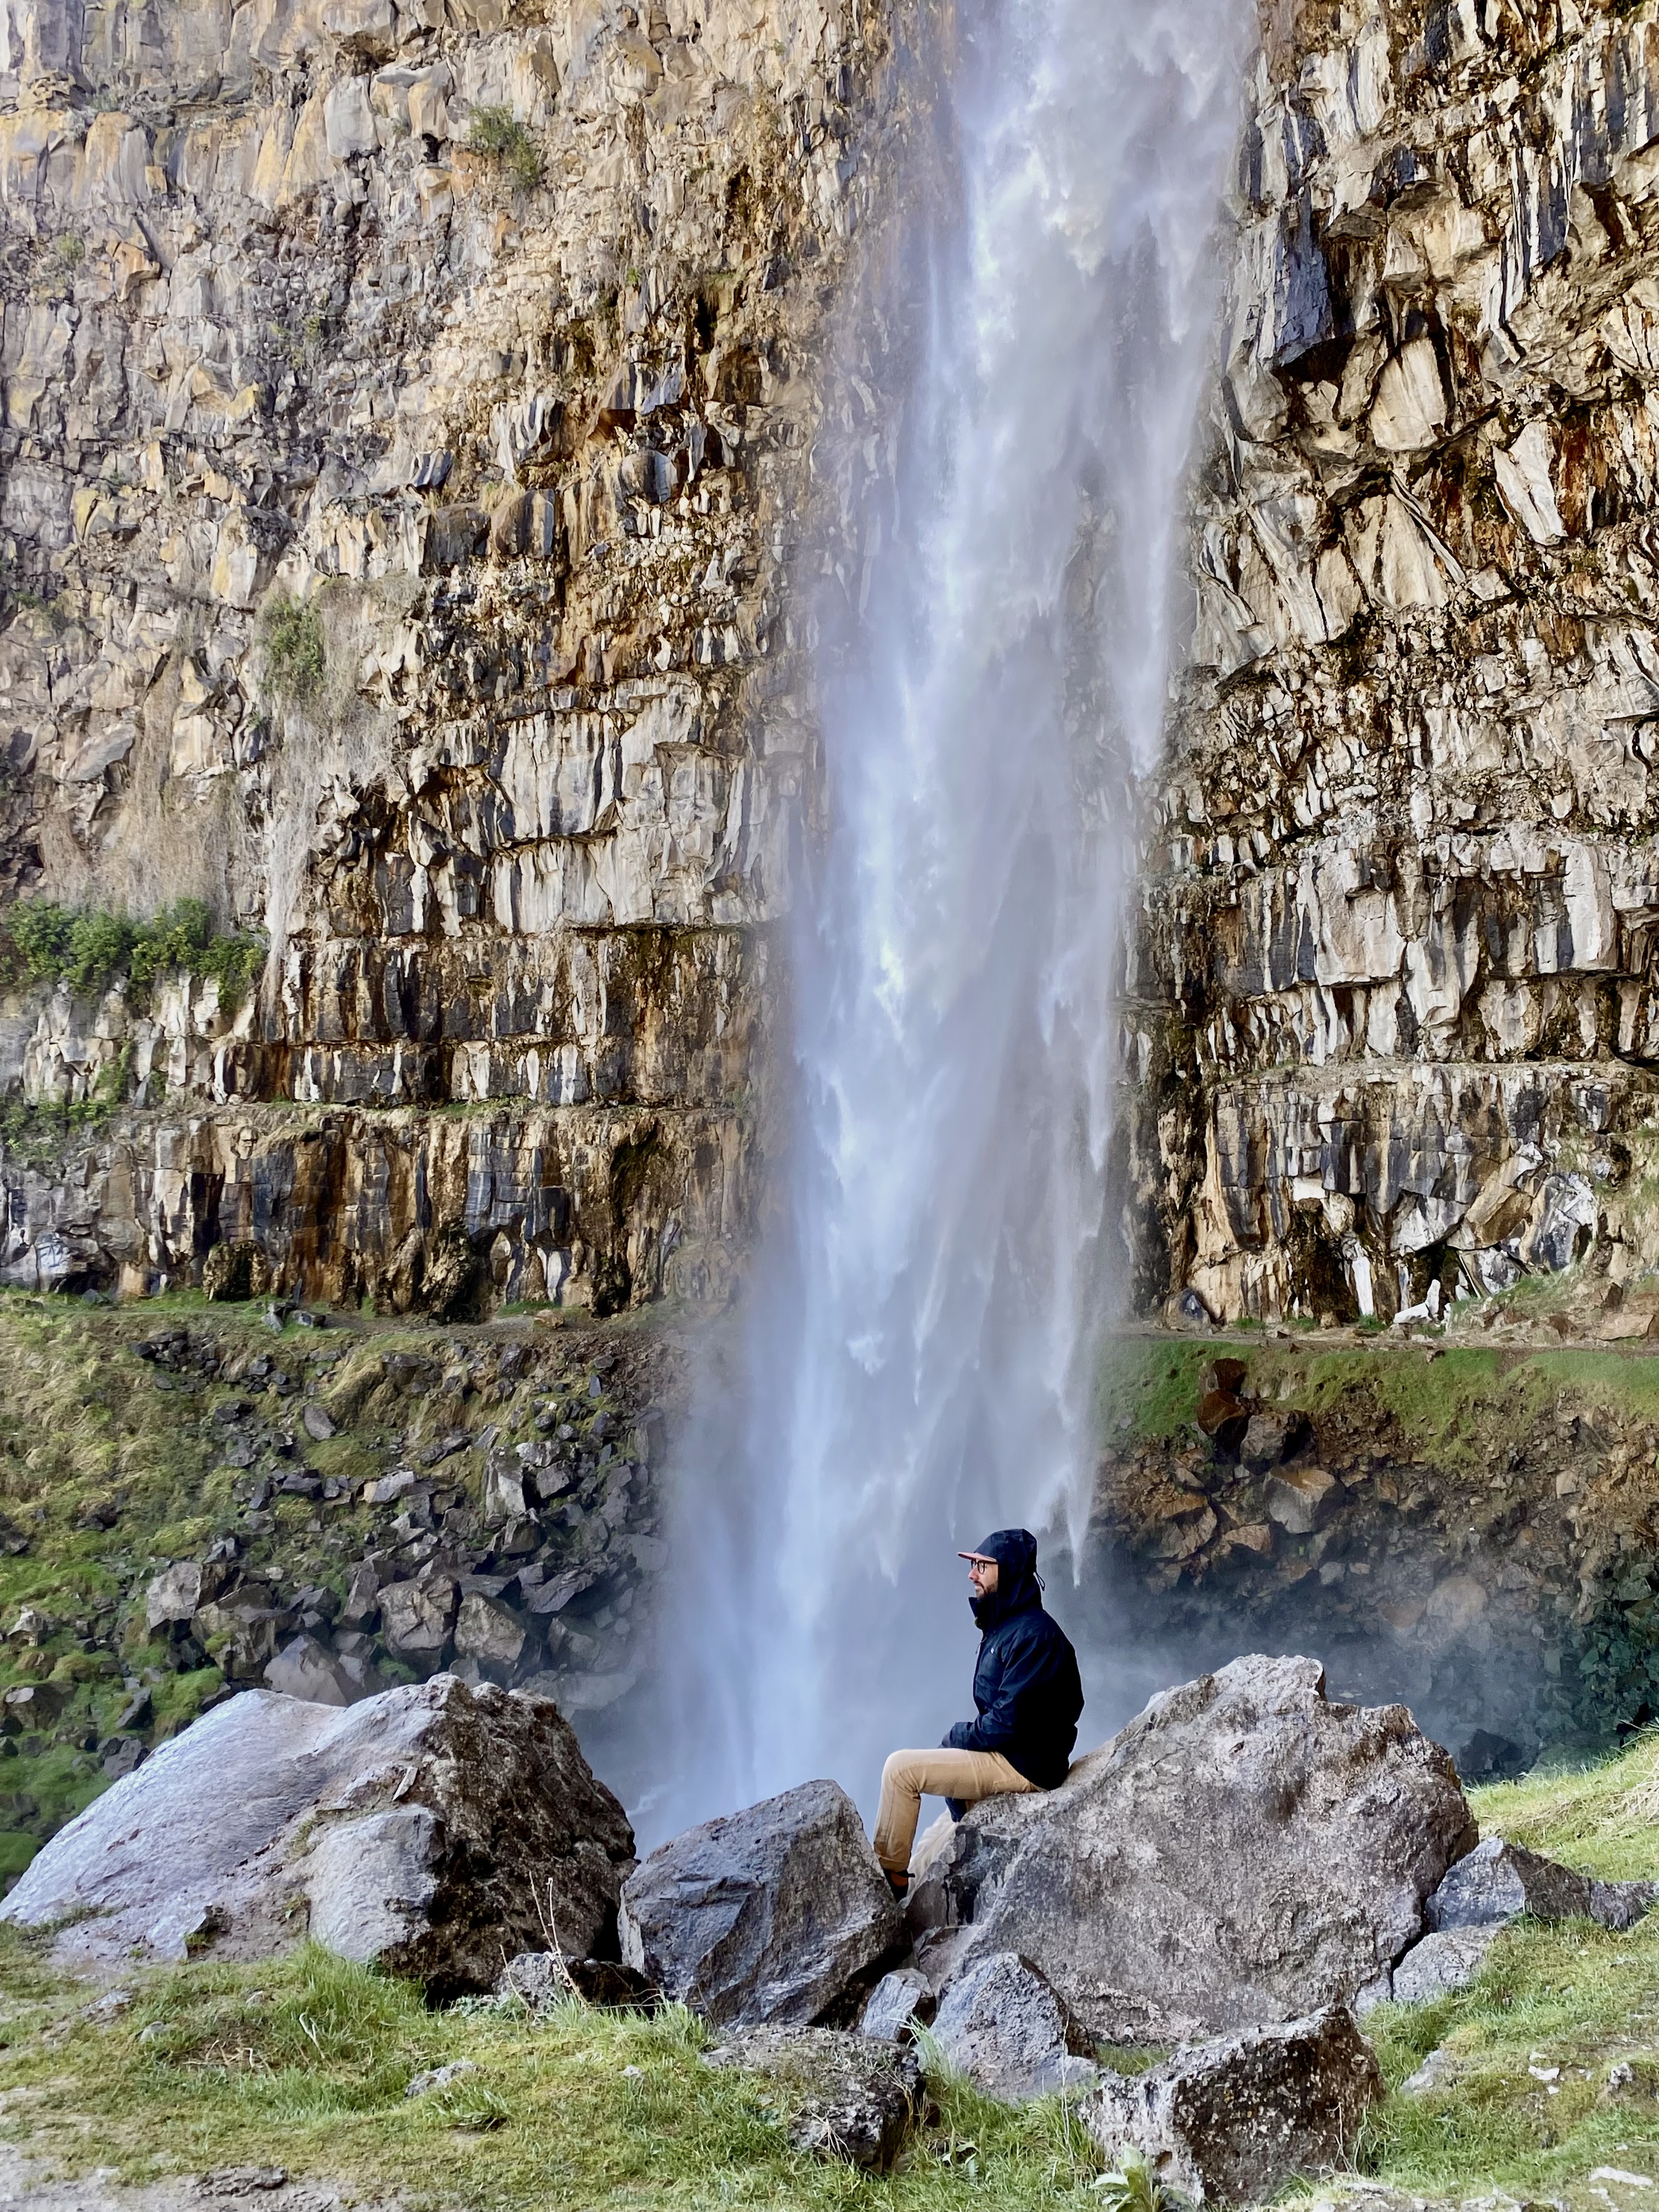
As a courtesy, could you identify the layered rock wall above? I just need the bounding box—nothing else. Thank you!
[13,0,1658,1333]
[0,0,890,1303]
[1126,0,1659,1322]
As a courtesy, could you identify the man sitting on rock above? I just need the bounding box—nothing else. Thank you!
[873,1527,1083,1899]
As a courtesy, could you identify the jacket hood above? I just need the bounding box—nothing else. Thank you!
[969,1527,1042,1633]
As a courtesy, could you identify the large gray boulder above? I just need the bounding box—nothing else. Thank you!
[1,1675,634,1997]
[930,1950,1097,2100]
[619,1779,902,2026]
[1084,2009,1383,2207]
[930,1654,1476,2041]
[704,2026,922,2170]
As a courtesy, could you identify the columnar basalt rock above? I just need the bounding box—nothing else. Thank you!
[12,0,1655,1339]
[0,0,893,1308]
[1124,0,1659,1324]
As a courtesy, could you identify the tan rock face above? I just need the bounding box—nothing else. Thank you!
[14,0,1650,1335]
[0,0,876,1304]
[1124,0,1659,1322]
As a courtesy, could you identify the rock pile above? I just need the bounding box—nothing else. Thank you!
[1374,1836,1659,2002]
[1089,1340,1659,1765]
[136,1325,665,1725]
[610,1652,1494,2196]
[0,1305,676,1891]
[0,1674,635,1996]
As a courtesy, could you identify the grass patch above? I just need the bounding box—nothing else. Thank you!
[0,1298,368,1867]
[1464,1726,1659,1881]
[1096,1341,1213,1444]
[1350,1734,1659,2198]
[1098,1332,1659,1474]
[0,1940,1107,2210]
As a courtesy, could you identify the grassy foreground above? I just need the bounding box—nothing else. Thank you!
[1355,1730,1659,2203]
[0,1938,1102,2211]
[3,1745,1659,2208]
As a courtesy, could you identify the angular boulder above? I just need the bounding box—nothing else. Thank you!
[619,1779,902,2026]
[1387,1925,1502,2005]
[859,1967,935,2042]
[1084,2009,1382,2207]
[146,1559,228,1630]
[704,2026,922,2170]
[264,1632,373,1706]
[931,1949,1096,2099]
[0,1674,634,1997]
[938,1654,1476,2041]
[1427,1836,1658,1935]
[380,1576,458,1665]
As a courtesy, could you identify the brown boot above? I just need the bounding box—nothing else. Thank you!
[884,1868,909,1901]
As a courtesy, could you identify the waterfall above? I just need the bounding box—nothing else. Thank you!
[641,0,1246,1842]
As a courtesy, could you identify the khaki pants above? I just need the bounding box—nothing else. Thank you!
[872,1747,1035,1876]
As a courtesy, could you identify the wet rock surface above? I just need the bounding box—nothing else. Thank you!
[932,1654,1474,2043]
[1084,2009,1383,2208]
[620,1779,902,2028]
[0,1673,635,1994]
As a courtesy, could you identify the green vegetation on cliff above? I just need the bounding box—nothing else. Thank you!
[1099,1333,1659,1469]
[256,592,325,704]
[464,104,543,189]
[1,896,265,1011]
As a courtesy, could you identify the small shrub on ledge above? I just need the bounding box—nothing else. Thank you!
[258,591,325,703]
[465,104,542,189]
[1,897,265,1011]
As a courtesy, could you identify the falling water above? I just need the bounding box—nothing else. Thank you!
[642,0,1246,1842]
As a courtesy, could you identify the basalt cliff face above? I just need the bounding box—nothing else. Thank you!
[0,0,893,1307]
[5,0,1659,1337]
[1127,0,1659,1325]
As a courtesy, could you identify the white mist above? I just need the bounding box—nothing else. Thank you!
[642,0,1246,1843]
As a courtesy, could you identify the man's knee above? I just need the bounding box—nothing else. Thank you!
[881,1748,924,1792]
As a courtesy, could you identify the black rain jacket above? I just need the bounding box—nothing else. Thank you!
[944,1528,1083,1789]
